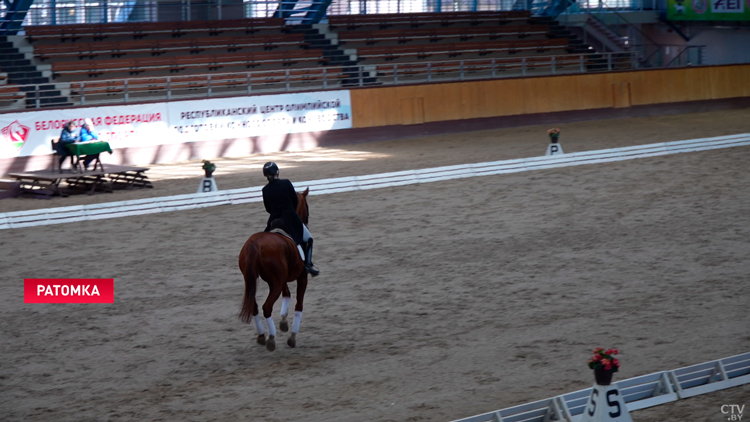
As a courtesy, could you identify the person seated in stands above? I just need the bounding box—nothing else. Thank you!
[79,118,100,170]
[56,120,79,173]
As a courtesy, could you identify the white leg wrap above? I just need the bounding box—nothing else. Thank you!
[266,316,277,337]
[297,244,305,260]
[280,296,290,317]
[253,314,265,335]
[302,225,312,242]
[292,311,302,333]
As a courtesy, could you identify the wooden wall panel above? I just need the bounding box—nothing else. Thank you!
[350,65,750,129]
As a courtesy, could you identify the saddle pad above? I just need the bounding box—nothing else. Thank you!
[269,228,294,242]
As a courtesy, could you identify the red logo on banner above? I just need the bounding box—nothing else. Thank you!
[692,0,707,14]
[1,120,31,151]
[24,279,114,303]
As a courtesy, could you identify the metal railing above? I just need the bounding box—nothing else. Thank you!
[558,0,703,69]
[0,51,638,111]
[451,352,750,422]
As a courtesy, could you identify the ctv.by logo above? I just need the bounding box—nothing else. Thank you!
[1,120,30,150]
[722,404,745,421]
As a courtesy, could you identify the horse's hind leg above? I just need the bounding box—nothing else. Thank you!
[250,288,266,346]
[280,284,291,332]
[253,312,266,346]
[239,259,266,346]
[263,283,283,352]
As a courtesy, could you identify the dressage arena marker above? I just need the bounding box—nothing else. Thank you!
[545,142,564,156]
[450,352,750,422]
[1,133,749,230]
[197,176,218,193]
[579,384,633,422]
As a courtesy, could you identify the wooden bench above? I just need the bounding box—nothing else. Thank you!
[338,24,554,45]
[107,166,152,190]
[7,172,66,198]
[357,39,570,61]
[69,67,348,95]
[375,54,591,77]
[328,11,532,29]
[0,84,26,101]
[52,49,329,79]
[0,179,21,200]
[35,33,308,61]
[25,18,287,43]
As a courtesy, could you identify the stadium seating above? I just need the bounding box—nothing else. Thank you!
[68,68,346,96]
[327,10,532,29]
[355,39,570,62]
[17,10,591,101]
[24,18,287,43]
[25,18,331,87]
[0,83,26,107]
[51,50,329,78]
[34,33,310,61]
[326,10,584,83]
[336,25,555,45]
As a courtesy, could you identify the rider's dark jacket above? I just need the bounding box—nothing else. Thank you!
[262,178,304,245]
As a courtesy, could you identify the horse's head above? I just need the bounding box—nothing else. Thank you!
[296,187,310,226]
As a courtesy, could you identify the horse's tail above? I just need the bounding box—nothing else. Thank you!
[238,239,260,324]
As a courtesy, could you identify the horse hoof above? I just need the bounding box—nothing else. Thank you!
[280,319,289,332]
[266,336,276,352]
[256,334,266,346]
[287,333,296,348]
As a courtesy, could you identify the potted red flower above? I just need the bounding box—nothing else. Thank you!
[547,128,561,144]
[587,347,620,385]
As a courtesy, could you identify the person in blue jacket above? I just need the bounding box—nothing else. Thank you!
[56,120,79,173]
[79,118,100,170]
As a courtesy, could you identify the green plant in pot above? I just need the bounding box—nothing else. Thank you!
[202,160,216,178]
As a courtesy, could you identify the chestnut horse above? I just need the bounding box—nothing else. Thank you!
[238,188,310,351]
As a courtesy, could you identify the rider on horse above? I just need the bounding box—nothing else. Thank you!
[261,162,320,277]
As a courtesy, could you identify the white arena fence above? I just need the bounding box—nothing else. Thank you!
[450,352,750,422]
[1,132,749,230]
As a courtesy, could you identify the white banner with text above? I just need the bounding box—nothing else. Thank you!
[167,90,351,143]
[0,90,352,159]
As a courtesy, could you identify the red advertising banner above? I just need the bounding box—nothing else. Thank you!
[24,278,114,303]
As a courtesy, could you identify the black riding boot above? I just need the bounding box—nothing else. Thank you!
[304,239,320,277]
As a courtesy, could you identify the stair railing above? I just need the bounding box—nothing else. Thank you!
[577,0,664,68]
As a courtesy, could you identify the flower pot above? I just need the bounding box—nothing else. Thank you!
[594,367,615,385]
[204,169,215,178]
[549,135,559,144]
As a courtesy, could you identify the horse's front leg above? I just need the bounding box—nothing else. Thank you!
[280,284,291,332]
[287,275,308,348]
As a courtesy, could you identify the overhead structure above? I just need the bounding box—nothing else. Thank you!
[1,0,35,35]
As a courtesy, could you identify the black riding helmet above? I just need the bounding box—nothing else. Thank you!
[263,162,279,177]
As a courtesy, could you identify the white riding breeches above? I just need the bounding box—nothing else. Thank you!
[302,224,311,242]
